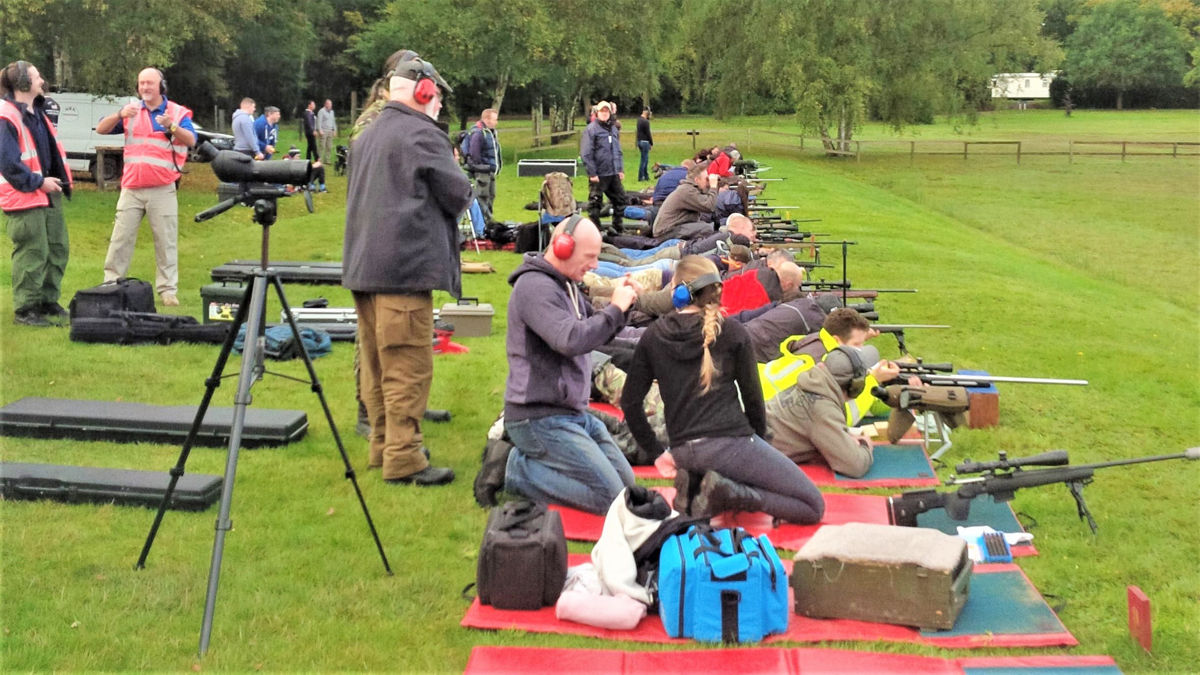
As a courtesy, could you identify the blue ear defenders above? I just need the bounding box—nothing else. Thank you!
[672,272,723,310]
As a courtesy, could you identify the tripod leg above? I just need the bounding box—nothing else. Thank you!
[199,273,270,656]
[137,280,255,570]
[273,276,393,575]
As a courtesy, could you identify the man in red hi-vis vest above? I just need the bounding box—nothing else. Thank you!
[1,60,73,327]
[96,67,195,306]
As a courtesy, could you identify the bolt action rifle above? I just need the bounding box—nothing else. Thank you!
[887,448,1200,533]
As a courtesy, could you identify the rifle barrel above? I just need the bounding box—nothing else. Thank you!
[920,374,1089,386]
[873,324,950,330]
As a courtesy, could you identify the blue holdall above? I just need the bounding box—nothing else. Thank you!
[658,524,788,642]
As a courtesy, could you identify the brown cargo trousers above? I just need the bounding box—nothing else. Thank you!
[353,291,433,480]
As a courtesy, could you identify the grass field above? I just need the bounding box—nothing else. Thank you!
[1,110,1198,672]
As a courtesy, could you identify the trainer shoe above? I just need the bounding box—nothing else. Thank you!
[40,302,69,326]
[385,465,455,486]
[161,292,180,307]
[14,308,51,327]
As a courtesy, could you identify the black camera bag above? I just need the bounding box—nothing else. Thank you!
[476,500,567,610]
[69,278,156,320]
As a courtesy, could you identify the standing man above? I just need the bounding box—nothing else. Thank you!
[635,107,653,182]
[254,106,280,159]
[231,98,260,159]
[502,215,640,514]
[1,60,72,326]
[343,52,470,486]
[580,100,626,232]
[316,98,337,163]
[302,100,318,161]
[465,108,500,223]
[96,67,195,307]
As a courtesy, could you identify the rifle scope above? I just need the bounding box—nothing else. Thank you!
[956,450,1070,475]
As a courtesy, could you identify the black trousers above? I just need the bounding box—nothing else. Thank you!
[588,174,626,228]
[305,132,318,162]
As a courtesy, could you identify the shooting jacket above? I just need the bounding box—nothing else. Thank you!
[765,363,873,478]
[580,119,623,178]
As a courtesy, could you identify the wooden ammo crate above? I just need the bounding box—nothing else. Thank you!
[791,522,972,630]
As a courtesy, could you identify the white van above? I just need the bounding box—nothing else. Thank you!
[44,92,137,183]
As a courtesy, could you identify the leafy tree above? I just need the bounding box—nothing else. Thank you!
[1065,0,1189,108]
[0,0,256,96]
[674,0,1060,153]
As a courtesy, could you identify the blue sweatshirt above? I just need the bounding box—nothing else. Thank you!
[504,254,627,421]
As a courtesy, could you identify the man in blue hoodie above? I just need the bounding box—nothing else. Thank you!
[253,106,280,159]
[503,215,640,514]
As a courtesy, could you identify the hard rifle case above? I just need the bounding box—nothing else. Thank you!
[517,159,578,178]
[0,397,308,448]
[283,308,357,341]
[791,522,972,630]
[1,462,222,511]
[210,260,343,285]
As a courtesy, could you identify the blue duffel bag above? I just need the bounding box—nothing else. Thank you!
[658,524,788,642]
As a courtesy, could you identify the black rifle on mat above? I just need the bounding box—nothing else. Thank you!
[887,448,1200,533]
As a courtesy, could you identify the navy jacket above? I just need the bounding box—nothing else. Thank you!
[580,119,623,178]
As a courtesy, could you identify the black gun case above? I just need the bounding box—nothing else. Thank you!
[210,260,343,285]
[0,397,308,448]
[1,462,222,511]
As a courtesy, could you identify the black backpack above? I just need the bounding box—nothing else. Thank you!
[69,278,155,320]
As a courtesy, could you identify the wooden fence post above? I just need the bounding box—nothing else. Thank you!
[1016,141,1021,165]
[910,141,915,165]
[1122,141,1126,162]
[963,142,969,160]
[1069,139,1073,164]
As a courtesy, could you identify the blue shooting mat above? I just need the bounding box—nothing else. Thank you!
[922,567,1066,638]
[834,444,938,485]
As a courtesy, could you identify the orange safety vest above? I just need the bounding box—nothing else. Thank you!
[0,99,72,213]
[121,100,191,189]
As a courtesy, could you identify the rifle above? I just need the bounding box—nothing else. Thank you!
[887,448,1200,533]
[902,371,1088,387]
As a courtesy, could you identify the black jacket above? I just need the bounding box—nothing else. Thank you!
[621,311,765,456]
[343,102,473,296]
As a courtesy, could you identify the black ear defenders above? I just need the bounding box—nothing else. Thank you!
[155,68,168,96]
[672,272,723,310]
[551,214,584,259]
[830,345,868,398]
[6,61,34,93]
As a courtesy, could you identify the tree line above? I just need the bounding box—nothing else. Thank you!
[1,0,1196,146]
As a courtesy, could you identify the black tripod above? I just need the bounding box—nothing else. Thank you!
[136,186,392,657]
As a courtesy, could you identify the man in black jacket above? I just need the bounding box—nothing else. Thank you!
[343,52,472,486]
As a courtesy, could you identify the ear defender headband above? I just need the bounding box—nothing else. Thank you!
[389,54,450,105]
[672,272,723,310]
[831,345,868,398]
[155,68,168,96]
[551,214,584,259]
[11,61,33,92]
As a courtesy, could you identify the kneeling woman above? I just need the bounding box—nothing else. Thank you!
[620,256,824,523]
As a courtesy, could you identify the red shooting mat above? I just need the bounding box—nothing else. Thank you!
[549,489,1036,556]
[462,555,1076,649]
[464,647,1118,675]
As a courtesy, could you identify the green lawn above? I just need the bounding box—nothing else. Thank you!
[1,110,1198,672]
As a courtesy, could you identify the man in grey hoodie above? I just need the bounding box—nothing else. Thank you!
[765,344,901,478]
[230,98,261,159]
[503,215,640,514]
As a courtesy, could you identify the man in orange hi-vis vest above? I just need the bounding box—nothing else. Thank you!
[1,60,73,327]
[96,67,195,307]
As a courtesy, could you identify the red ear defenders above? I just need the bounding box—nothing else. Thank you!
[830,345,868,398]
[551,214,584,259]
[389,56,440,105]
[672,272,723,309]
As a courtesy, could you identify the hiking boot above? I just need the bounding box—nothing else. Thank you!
[385,466,455,486]
[690,471,764,517]
[40,302,69,325]
[473,439,513,508]
[672,467,701,515]
[161,292,180,307]
[14,308,51,327]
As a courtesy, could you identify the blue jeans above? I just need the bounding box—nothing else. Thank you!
[593,258,675,278]
[637,140,651,181]
[621,239,680,259]
[505,413,636,515]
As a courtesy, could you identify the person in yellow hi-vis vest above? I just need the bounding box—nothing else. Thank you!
[764,344,903,478]
[759,308,886,424]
